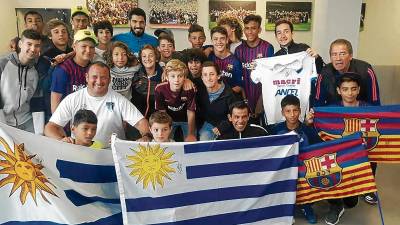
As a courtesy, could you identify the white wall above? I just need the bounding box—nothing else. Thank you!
[0,1,18,54]
[358,0,400,66]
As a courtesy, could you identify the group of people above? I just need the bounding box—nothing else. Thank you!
[0,5,381,225]
[148,0,198,25]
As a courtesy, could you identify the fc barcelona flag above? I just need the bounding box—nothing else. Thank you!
[296,133,377,204]
[313,105,400,163]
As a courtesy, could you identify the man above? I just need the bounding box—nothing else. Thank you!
[274,19,324,73]
[71,6,90,34]
[0,29,41,132]
[50,29,97,113]
[44,62,152,148]
[314,39,380,106]
[218,101,268,140]
[234,14,274,122]
[112,7,158,56]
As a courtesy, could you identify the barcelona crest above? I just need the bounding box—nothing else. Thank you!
[304,153,343,189]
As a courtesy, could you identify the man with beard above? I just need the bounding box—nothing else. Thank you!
[112,8,158,57]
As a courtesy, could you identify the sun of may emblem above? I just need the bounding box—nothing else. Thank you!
[127,144,176,190]
[0,137,57,205]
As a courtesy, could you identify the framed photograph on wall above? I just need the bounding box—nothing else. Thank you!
[265,1,312,31]
[360,3,366,31]
[16,8,70,36]
[86,0,138,27]
[209,0,256,29]
[149,0,198,29]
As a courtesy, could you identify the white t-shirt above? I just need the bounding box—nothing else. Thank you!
[251,51,317,124]
[93,47,106,63]
[50,88,144,147]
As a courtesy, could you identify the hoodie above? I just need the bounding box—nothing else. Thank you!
[0,52,38,126]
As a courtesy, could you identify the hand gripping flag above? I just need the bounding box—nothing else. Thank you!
[313,105,400,163]
[296,133,377,204]
[0,123,122,224]
[112,134,300,225]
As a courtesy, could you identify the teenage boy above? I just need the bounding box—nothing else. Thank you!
[187,24,213,55]
[234,14,274,122]
[71,6,90,34]
[0,29,42,132]
[67,109,104,149]
[154,59,197,142]
[270,95,321,224]
[218,101,268,140]
[208,26,243,97]
[182,48,207,86]
[93,20,113,62]
[50,29,97,112]
[149,111,173,142]
[157,34,176,67]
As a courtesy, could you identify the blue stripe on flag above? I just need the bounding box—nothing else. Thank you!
[186,155,297,179]
[64,190,120,206]
[3,212,123,225]
[148,204,294,225]
[56,160,117,183]
[125,179,297,212]
[184,135,299,153]
[315,105,400,114]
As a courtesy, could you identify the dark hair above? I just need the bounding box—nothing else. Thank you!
[45,19,70,38]
[138,44,160,64]
[337,72,361,87]
[128,7,146,21]
[330,39,353,55]
[210,26,228,38]
[149,111,172,127]
[229,101,250,115]
[104,41,138,68]
[183,48,207,64]
[274,19,293,34]
[93,20,113,36]
[243,14,262,26]
[87,61,111,76]
[21,29,42,41]
[188,24,205,37]
[73,109,97,126]
[217,16,243,40]
[24,11,43,23]
[158,34,175,48]
[281,95,300,109]
[202,61,221,76]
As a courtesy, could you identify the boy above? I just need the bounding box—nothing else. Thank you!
[208,26,243,97]
[270,95,321,224]
[149,111,173,142]
[336,72,370,106]
[182,48,207,87]
[93,20,113,63]
[154,59,197,142]
[187,24,213,56]
[68,109,104,149]
[71,6,90,34]
[157,34,175,67]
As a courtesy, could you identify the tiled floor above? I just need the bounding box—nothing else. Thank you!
[295,164,400,225]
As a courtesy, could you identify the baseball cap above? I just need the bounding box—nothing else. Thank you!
[71,5,90,18]
[74,29,98,45]
[154,28,174,39]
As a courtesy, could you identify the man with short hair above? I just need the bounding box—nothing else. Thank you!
[217,101,268,140]
[0,29,42,132]
[314,39,380,106]
[112,7,158,56]
[274,19,324,73]
[234,14,274,122]
[50,29,97,112]
[44,62,152,148]
[71,5,90,34]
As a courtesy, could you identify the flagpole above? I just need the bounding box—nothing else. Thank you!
[376,191,385,225]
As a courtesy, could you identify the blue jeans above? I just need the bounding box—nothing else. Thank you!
[171,122,189,140]
[199,122,217,141]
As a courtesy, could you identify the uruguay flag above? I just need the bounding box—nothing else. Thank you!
[0,123,122,224]
[111,134,299,225]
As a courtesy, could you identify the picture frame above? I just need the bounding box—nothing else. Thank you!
[265,1,312,31]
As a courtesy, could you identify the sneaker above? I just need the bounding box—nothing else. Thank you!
[364,192,378,205]
[324,204,344,225]
[301,204,317,224]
